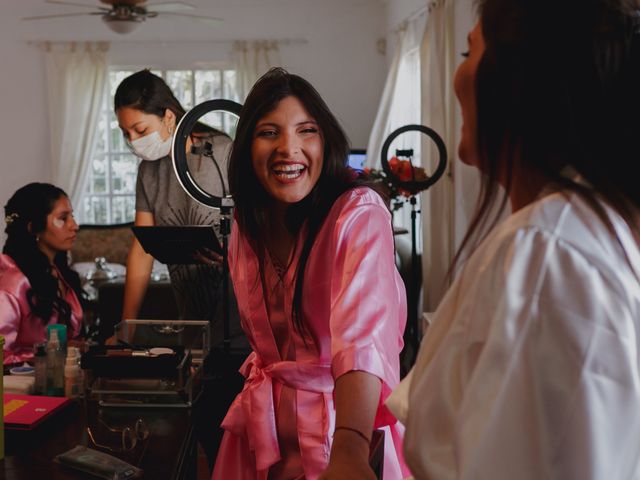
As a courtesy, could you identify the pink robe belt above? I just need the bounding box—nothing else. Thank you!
[221,351,334,472]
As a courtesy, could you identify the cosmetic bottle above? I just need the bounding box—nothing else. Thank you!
[33,343,47,395]
[64,347,83,398]
[46,329,65,396]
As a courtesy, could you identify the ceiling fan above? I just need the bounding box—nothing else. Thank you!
[23,0,224,34]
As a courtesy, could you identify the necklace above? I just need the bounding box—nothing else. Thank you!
[268,248,289,281]
[264,217,296,281]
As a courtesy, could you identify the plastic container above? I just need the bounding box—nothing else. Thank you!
[47,324,68,353]
[64,347,83,398]
[46,329,65,396]
[9,363,35,376]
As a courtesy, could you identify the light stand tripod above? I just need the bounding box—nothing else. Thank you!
[380,125,447,368]
[172,99,247,468]
[219,206,231,354]
[172,99,242,355]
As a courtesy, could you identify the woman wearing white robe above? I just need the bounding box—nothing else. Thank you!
[393,1,640,478]
[402,191,640,479]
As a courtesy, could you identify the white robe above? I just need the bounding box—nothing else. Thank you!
[389,191,640,480]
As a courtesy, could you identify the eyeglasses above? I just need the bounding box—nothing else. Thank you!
[87,418,149,453]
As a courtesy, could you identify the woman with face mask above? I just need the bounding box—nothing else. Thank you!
[1,183,84,365]
[114,71,247,471]
[114,69,238,329]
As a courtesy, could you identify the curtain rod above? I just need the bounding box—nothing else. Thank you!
[390,2,433,34]
[27,38,308,47]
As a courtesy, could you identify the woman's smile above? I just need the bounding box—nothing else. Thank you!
[271,161,308,181]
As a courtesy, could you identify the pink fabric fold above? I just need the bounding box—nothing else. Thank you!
[222,352,334,471]
[0,254,82,364]
[214,187,408,479]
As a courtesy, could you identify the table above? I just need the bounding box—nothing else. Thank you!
[84,279,179,342]
[1,399,196,480]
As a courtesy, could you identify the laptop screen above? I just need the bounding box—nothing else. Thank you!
[347,149,366,171]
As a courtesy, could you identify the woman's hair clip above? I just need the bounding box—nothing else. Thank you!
[5,212,19,225]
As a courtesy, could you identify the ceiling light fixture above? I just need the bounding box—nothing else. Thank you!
[101,5,149,34]
[102,15,144,34]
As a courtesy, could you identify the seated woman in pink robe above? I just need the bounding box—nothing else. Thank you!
[212,68,409,480]
[1,183,84,365]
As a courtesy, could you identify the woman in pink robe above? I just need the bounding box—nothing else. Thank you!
[1,183,84,364]
[212,69,409,479]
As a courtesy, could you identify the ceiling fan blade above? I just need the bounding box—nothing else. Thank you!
[145,1,195,12]
[99,0,145,5]
[153,12,223,24]
[22,12,103,20]
[45,0,109,10]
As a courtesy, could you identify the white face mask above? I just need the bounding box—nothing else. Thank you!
[129,130,173,161]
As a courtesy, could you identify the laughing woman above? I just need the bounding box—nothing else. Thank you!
[212,68,409,480]
[0,183,84,365]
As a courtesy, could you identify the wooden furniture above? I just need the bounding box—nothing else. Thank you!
[71,222,134,266]
[96,279,179,339]
[2,399,197,480]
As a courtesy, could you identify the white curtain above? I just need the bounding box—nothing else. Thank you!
[44,41,109,209]
[366,19,423,171]
[232,40,282,100]
[366,16,425,257]
[420,0,477,311]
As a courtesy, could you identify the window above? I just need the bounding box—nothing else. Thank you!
[81,68,239,224]
[386,45,422,248]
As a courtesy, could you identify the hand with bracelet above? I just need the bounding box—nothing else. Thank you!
[318,371,380,480]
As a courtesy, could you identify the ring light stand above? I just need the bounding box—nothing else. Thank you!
[172,99,242,353]
[380,124,447,367]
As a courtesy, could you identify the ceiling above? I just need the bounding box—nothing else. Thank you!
[11,0,386,42]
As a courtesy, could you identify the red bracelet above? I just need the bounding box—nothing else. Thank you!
[333,426,371,445]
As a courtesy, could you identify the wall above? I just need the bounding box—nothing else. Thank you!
[0,0,387,241]
[0,4,51,235]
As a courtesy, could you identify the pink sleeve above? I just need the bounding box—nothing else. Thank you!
[0,290,24,364]
[329,201,406,423]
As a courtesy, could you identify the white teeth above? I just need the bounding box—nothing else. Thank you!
[274,171,303,179]
[273,164,305,173]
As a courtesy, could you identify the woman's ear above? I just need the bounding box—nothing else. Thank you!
[163,109,177,133]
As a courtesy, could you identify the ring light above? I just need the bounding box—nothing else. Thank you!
[172,99,242,209]
[379,123,447,369]
[380,124,447,195]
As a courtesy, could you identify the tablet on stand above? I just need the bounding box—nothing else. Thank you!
[131,225,222,265]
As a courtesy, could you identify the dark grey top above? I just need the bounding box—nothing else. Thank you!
[135,133,243,345]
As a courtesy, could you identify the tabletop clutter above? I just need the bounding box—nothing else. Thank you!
[2,319,209,478]
[3,324,82,398]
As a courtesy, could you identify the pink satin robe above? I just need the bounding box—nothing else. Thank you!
[213,187,409,480]
[0,254,82,364]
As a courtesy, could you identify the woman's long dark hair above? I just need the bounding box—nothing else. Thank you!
[454,0,640,268]
[3,183,85,325]
[229,67,366,332]
[114,69,223,136]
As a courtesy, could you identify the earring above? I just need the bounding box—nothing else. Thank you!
[168,124,174,135]
[35,235,40,242]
